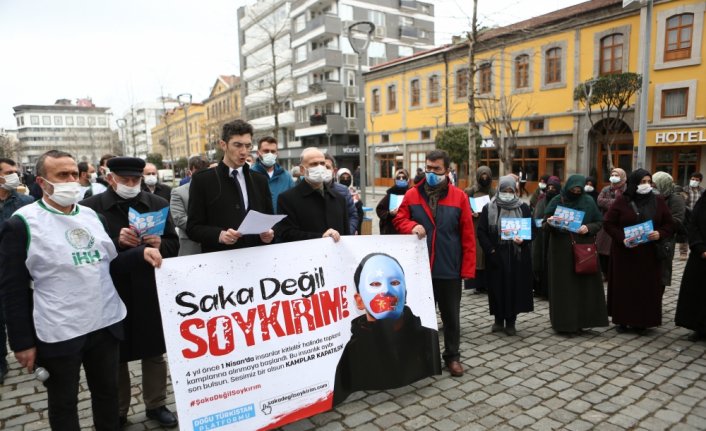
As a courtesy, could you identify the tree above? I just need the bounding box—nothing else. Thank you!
[574,72,642,171]
[0,133,21,160]
[175,157,189,172]
[436,127,469,168]
[466,0,480,186]
[146,153,164,169]
[478,94,532,173]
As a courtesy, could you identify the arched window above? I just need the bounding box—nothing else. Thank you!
[665,13,693,61]
[545,48,561,83]
[515,55,529,88]
[600,34,623,75]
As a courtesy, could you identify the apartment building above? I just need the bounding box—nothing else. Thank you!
[120,98,179,159]
[151,103,207,163]
[203,75,242,158]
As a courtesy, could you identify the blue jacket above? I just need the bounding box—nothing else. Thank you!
[1,190,34,228]
[330,182,359,235]
[250,162,294,212]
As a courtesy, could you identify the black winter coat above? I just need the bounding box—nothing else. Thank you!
[275,180,349,242]
[676,194,706,333]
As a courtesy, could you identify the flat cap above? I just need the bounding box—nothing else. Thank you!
[107,157,146,177]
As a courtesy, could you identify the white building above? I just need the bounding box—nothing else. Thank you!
[13,98,116,167]
[120,98,179,159]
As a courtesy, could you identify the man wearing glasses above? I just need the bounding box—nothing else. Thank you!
[393,150,475,378]
[187,120,274,253]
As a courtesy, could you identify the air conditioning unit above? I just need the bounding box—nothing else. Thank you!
[344,54,358,66]
[375,26,386,38]
[345,86,357,99]
[347,118,358,131]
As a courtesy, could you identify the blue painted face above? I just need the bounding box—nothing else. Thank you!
[358,255,406,320]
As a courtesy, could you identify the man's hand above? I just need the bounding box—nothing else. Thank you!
[322,229,341,242]
[219,229,242,245]
[15,347,36,373]
[647,231,660,241]
[260,229,274,244]
[412,224,426,239]
[142,234,161,249]
[118,227,141,248]
[577,225,589,235]
[143,247,163,268]
[513,236,524,245]
[472,212,479,218]
[389,208,399,216]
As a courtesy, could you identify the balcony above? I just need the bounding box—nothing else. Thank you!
[293,14,341,40]
[399,25,418,39]
[298,82,344,101]
[400,0,418,9]
[297,113,347,137]
[297,48,342,69]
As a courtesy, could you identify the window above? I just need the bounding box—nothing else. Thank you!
[421,129,431,140]
[371,88,380,113]
[30,115,39,125]
[339,4,353,21]
[387,84,397,111]
[345,102,356,118]
[296,76,308,94]
[88,117,96,126]
[42,115,51,125]
[479,148,500,175]
[54,116,63,126]
[400,16,413,26]
[456,68,468,99]
[399,46,413,57]
[529,119,545,131]
[368,41,386,58]
[98,117,106,126]
[294,45,307,63]
[381,133,390,143]
[511,148,540,182]
[293,14,306,33]
[665,14,693,61]
[515,55,529,88]
[479,63,491,93]
[65,116,74,125]
[545,147,565,180]
[410,79,420,107]
[369,10,385,27]
[661,88,688,118]
[600,33,623,75]
[77,116,85,126]
[545,48,561,83]
[654,147,700,187]
[428,75,440,104]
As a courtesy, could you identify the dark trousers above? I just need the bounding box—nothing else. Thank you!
[118,355,167,416]
[432,278,462,363]
[0,299,7,372]
[41,328,120,431]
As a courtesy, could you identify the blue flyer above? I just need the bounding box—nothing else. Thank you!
[500,217,532,240]
[469,195,490,213]
[549,205,585,233]
[624,220,653,246]
[389,194,404,211]
[128,207,169,237]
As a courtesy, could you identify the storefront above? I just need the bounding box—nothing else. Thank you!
[648,128,706,187]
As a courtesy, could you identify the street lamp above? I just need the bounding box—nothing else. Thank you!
[347,21,375,203]
[177,93,192,157]
[325,128,332,155]
[582,78,596,174]
[116,118,128,156]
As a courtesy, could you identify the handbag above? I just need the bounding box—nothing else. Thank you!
[570,233,599,274]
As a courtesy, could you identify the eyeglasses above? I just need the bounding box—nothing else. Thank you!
[229,141,253,150]
[396,176,408,180]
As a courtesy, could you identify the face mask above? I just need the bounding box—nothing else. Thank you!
[479,177,491,187]
[636,183,652,195]
[144,175,158,186]
[609,176,621,184]
[425,172,445,187]
[306,165,328,184]
[89,172,97,184]
[690,180,700,188]
[44,180,82,207]
[498,192,515,202]
[538,182,547,190]
[115,182,141,199]
[584,185,594,193]
[395,179,408,188]
[323,169,334,183]
[261,153,277,167]
[340,178,352,187]
[1,173,21,190]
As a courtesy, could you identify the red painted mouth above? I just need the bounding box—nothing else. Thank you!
[369,294,398,313]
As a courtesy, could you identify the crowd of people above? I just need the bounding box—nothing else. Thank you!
[0,118,705,429]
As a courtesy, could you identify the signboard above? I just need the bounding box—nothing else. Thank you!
[155,236,439,431]
[653,129,706,146]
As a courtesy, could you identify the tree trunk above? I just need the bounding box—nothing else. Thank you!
[466,0,479,186]
[270,37,280,140]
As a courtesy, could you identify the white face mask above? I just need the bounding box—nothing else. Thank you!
[584,185,594,193]
[498,192,515,202]
[261,153,277,167]
[305,165,328,184]
[690,180,700,188]
[323,168,334,184]
[144,175,158,186]
[89,172,98,183]
[538,182,547,190]
[44,179,83,207]
[609,176,621,184]
[1,172,21,190]
[636,183,653,195]
[115,182,142,199]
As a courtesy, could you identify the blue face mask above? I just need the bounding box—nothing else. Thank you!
[425,171,445,187]
[395,179,408,188]
[358,255,406,320]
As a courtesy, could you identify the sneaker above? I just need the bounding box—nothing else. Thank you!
[146,406,178,428]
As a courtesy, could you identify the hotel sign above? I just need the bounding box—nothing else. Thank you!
[654,130,706,145]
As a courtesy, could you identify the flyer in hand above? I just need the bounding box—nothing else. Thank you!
[500,218,532,240]
[549,205,585,233]
[624,220,653,246]
[389,194,404,211]
[469,195,490,213]
[128,207,169,237]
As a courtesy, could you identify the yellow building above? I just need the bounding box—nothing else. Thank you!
[203,75,242,156]
[151,103,206,162]
[365,0,706,189]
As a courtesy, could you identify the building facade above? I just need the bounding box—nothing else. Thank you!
[151,103,206,163]
[203,75,242,158]
[238,0,435,171]
[13,98,116,167]
[120,98,179,159]
[364,0,706,189]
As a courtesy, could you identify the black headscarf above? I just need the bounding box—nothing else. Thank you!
[545,174,602,223]
[585,175,599,202]
[624,168,656,222]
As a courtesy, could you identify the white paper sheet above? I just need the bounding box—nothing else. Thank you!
[236,210,286,234]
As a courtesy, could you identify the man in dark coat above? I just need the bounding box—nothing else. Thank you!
[80,156,179,428]
[187,120,274,253]
[675,194,706,340]
[142,162,172,202]
[275,147,349,242]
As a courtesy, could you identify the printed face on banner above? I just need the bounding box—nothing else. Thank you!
[356,254,406,320]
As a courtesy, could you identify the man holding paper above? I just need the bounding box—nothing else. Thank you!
[80,156,180,427]
[187,119,275,253]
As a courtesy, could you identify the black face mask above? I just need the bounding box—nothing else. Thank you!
[479,177,491,187]
[340,178,352,187]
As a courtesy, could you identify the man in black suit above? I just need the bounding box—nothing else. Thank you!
[187,120,274,253]
[142,162,172,202]
[275,147,349,242]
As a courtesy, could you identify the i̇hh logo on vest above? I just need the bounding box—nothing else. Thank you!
[65,227,101,266]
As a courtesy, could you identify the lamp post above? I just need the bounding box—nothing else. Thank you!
[116,118,128,156]
[582,78,596,175]
[347,21,375,203]
[177,93,192,158]
[325,128,332,155]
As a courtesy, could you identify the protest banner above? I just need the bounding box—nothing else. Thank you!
[155,235,439,431]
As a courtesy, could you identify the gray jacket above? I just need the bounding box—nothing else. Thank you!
[170,183,202,256]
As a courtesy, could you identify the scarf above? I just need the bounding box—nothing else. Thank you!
[544,174,602,223]
[487,175,524,256]
[423,178,448,219]
[624,168,656,222]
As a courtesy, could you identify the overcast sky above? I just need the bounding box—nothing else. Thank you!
[0,0,584,130]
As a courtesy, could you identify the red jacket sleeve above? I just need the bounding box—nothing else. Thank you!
[392,189,418,234]
[458,191,476,279]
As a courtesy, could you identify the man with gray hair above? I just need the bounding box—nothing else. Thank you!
[171,156,210,255]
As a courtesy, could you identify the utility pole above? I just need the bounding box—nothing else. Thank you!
[160,90,174,168]
[466,0,479,187]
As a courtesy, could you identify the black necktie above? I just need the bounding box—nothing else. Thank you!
[231,170,245,210]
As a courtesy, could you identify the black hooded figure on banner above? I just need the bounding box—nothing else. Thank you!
[332,253,441,406]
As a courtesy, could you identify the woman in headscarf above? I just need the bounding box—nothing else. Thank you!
[464,165,496,293]
[652,171,685,289]
[584,176,599,203]
[476,176,533,336]
[544,174,608,334]
[376,168,410,235]
[675,194,706,341]
[532,176,561,299]
[603,169,674,333]
[596,167,627,280]
[530,174,551,210]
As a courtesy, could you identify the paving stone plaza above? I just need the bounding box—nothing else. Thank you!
[1,257,705,430]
